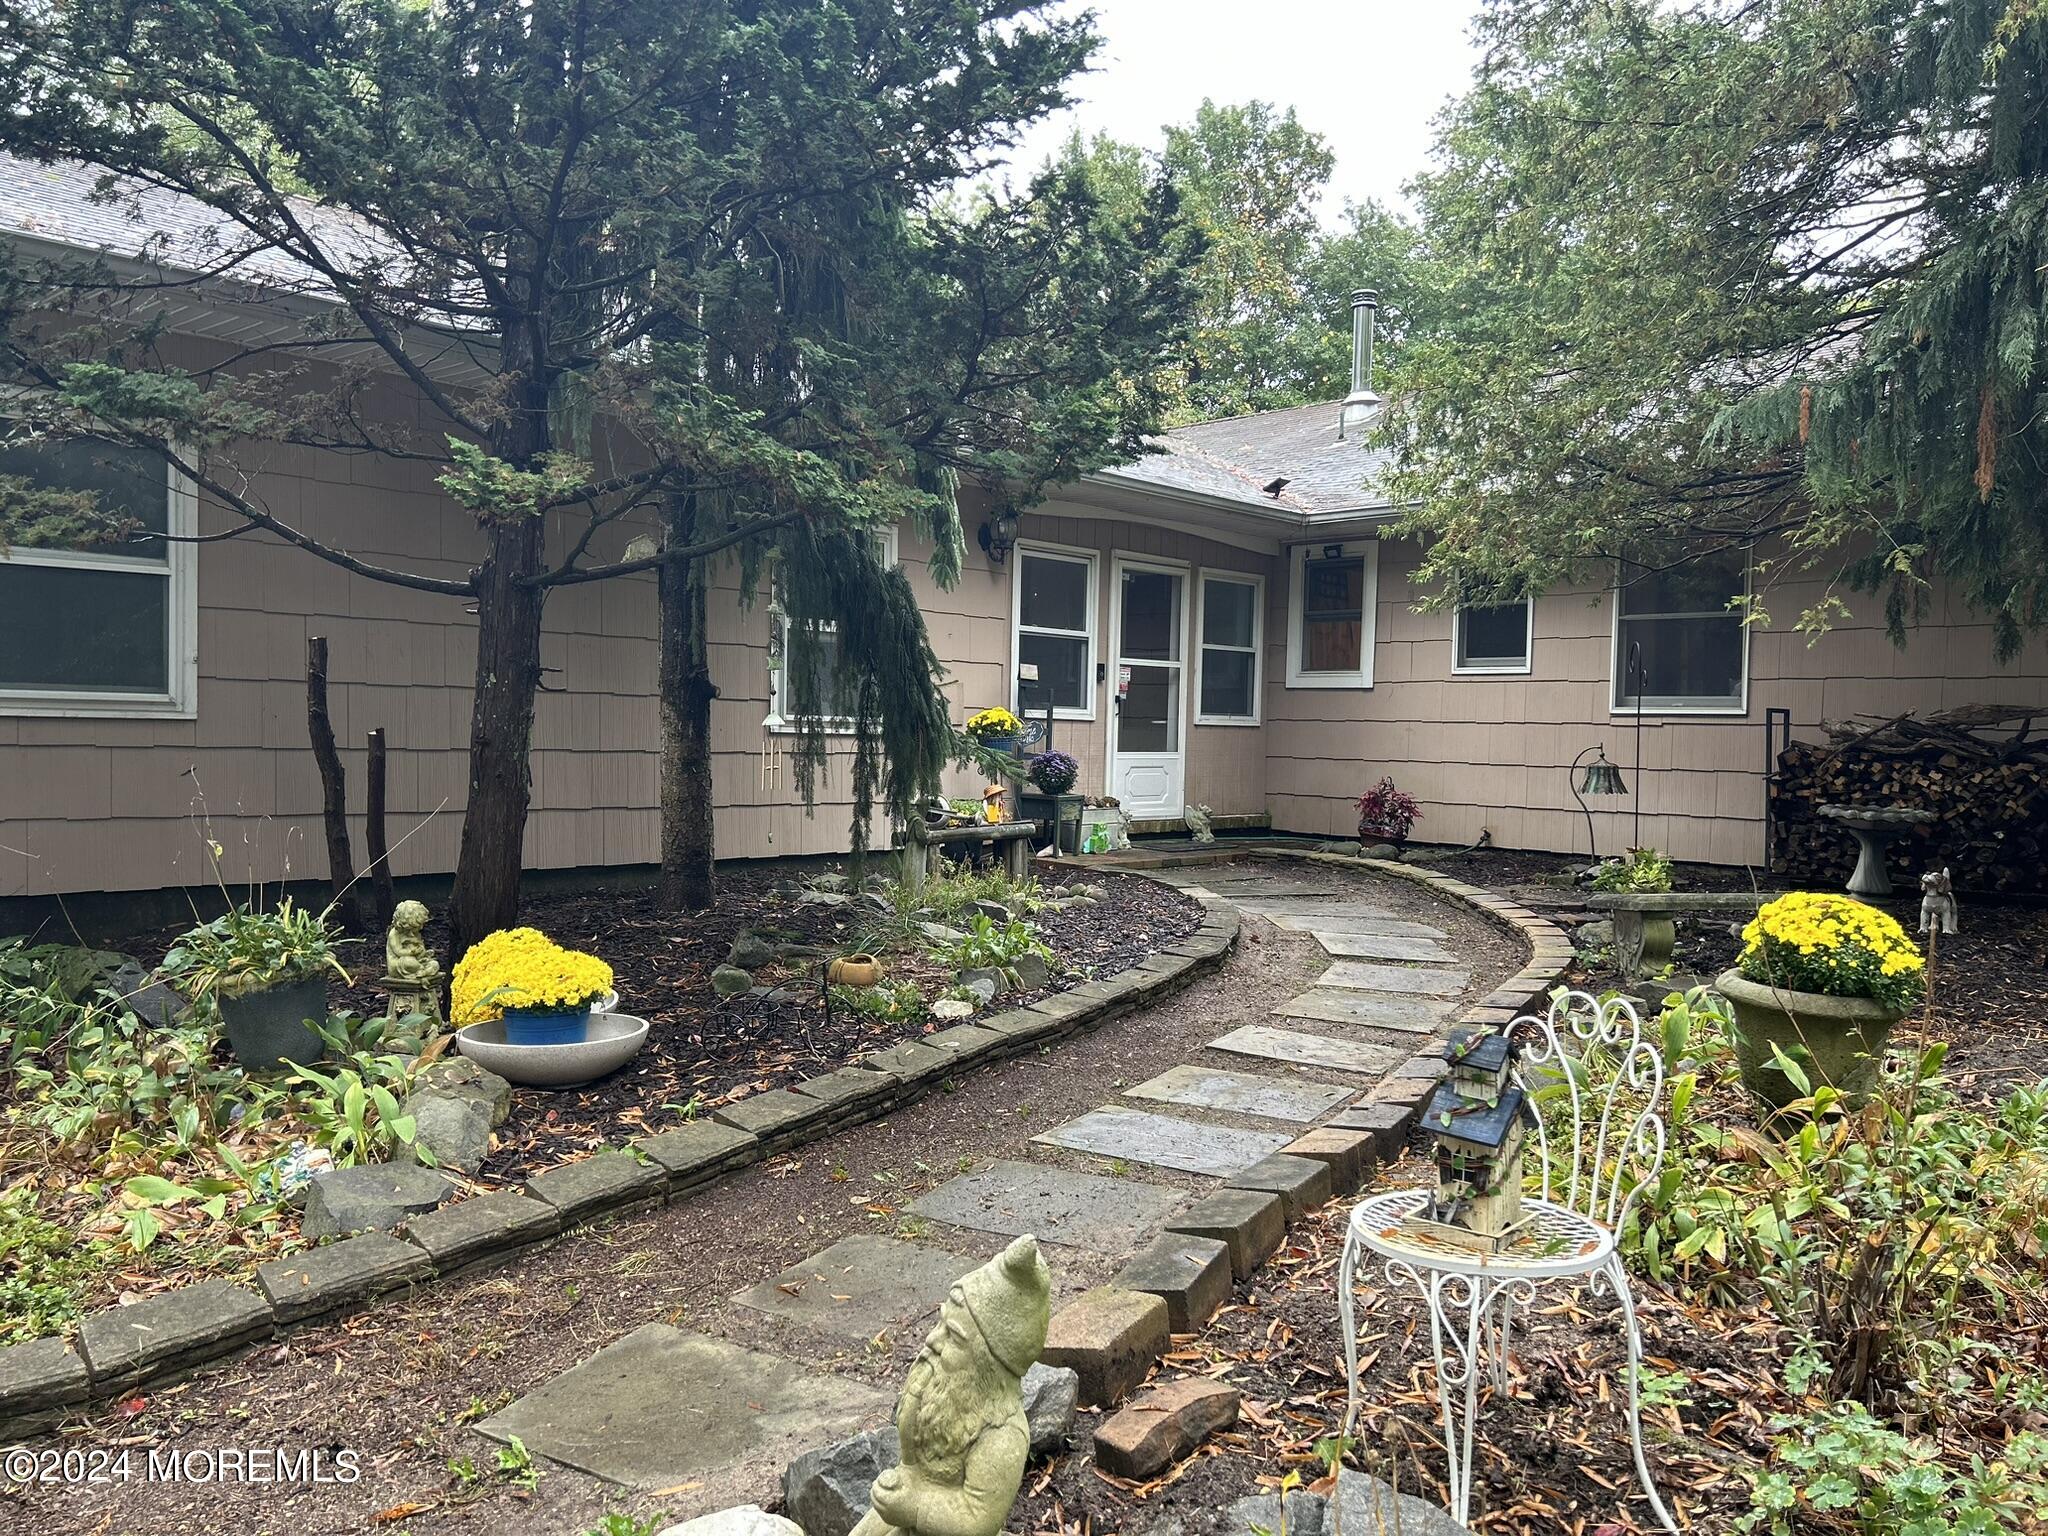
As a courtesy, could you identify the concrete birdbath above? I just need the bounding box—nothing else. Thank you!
[1817,804,1937,897]
[456,1012,649,1088]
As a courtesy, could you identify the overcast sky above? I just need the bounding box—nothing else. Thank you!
[996,1,1489,218]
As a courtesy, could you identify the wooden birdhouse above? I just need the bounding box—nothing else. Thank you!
[1403,1028,1538,1253]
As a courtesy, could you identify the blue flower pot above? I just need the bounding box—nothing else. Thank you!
[501,1007,591,1045]
[977,733,1018,756]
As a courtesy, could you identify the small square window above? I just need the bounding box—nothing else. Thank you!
[1614,549,1748,711]
[1453,600,1531,673]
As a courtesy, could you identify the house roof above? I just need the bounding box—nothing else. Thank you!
[1092,399,1395,521]
[0,155,1393,526]
[1424,1081,1533,1152]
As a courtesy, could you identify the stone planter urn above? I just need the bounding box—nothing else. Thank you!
[827,953,883,988]
[216,976,330,1070]
[1716,968,1908,1110]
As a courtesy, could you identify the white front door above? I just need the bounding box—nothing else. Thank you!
[1110,560,1187,819]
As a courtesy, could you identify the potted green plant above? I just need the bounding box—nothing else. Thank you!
[163,899,349,1070]
[1589,846,1678,969]
[1716,891,1926,1110]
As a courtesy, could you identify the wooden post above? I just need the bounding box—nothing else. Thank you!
[305,636,366,931]
[1005,827,1031,881]
[365,727,397,930]
[904,820,929,896]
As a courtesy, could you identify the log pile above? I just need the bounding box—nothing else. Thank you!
[1770,706,2048,893]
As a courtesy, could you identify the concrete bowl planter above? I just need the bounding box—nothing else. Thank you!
[216,977,330,1070]
[456,1012,650,1089]
[1716,969,1907,1110]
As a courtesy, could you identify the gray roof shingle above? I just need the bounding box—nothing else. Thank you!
[1097,399,1394,518]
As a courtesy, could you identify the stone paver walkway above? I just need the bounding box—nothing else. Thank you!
[474,855,1505,1513]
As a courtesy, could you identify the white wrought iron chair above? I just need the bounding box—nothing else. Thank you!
[1337,988,1678,1532]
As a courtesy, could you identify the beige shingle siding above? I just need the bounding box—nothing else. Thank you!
[1259,537,2048,866]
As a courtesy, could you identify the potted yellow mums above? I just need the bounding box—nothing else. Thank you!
[1716,892,1926,1109]
[452,928,615,1045]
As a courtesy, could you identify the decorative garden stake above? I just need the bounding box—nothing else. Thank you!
[380,899,445,1029]
[1404,1028,1537,1253]
[849,1234,1051,1536]
[1919,866,1960,935]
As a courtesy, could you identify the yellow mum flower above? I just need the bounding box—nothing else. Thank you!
[453,928,614,1023]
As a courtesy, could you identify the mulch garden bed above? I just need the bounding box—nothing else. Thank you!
[1017,1157,1784,1536]
[1384,845,2048,1103]
[119,864,1204,1184]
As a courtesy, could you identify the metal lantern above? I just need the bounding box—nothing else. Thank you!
[1569,744,1628,861]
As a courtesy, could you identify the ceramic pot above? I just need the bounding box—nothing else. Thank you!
[217,976,330,1071]
[501,1006,591,1046]
[974,732,1018,755]
[827,954,883,988]
[1716,968,1907,1110]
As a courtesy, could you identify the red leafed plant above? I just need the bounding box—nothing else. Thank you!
[1355,775,1422,846]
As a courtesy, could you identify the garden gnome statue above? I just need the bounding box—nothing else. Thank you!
[1919,866,1959,936]
[381,900,445,1029]
[849,1234,1052,1536]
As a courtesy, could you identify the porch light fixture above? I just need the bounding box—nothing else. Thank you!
[978,508,1020,565]
[1322,543,1344,561]
[1568,744,1628,863]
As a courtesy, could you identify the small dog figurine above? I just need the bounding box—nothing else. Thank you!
[1919,866,1959,936]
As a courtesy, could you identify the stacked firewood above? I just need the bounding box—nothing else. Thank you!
[1770,706,2048,893]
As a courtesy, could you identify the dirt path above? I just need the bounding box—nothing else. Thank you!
[7,861,1520,1536]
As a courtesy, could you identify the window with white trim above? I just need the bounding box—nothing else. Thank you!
[766,529,897,731]
[0,426,195,716]
[1285,542,1376,688]
[1613,549,1748,711]
[1453,599,1532,674]
[1196,572,1262,723]
[1014,546,1096,717]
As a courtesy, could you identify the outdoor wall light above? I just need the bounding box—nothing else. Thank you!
[1322,543,1345,560]
[978,508,1020,565]
[1569,743,1629,862]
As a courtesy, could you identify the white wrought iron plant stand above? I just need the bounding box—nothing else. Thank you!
[1337,989,1679,1532]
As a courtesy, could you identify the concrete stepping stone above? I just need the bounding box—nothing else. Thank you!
[1230,898,1399,919]
[733,1235,973,1339]
[1165,1187,1286,1280]
[1316,960,1470,996]
[1032,1105,1291,1176]
[1273,988,1448,1034]
[476,1326,889,1493]
[1209,1024,1402,1077]
[1310,931,1460,963]
[1266,912,1446,940]
[910,1159,1181,1250]
[1124,1064,1352,1124]
[1200,880,1353,899]
[1111,1232,1233,1332]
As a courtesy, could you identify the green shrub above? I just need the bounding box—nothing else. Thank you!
[1588,846,1675,893]
[935,914,1051,980]
[1743,1400,2048,1535]
[828,980,925,1023]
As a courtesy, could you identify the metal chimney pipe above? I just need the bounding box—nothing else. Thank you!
[1340,289,1382,440]
[1351,288,1378,394]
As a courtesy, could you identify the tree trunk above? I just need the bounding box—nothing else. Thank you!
[305,635,368,932]
[446,307,551,962]
[658,494,718,911]
[364,727,397,932]
[446,513,547,960]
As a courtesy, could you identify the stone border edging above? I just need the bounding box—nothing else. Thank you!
[0,888,1240,1441]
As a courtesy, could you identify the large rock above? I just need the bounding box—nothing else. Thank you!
[728,931,778,971]
[972,899,1011,924]
[782,1425,899,1536]
[658,1507,806,1536]
[1010,952,1051,992]
[812,873,851,894]
[1021,1363,1079,1458]
[404,1086,495,1173]
[712,965,755,996]
[301,1163,455,1241]
[1092,1378,1239,1479]
[105,960,187,1029]
[1225,1491,1328,1536]
[958,967,1007,998]
[1331,1469,1472,1534]
[1361,842,1401,861]
[414,1057,512,1126]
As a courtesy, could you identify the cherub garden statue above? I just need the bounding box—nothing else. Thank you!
[1919,866,1959,936]
[850,1234,1051,1536]
[381,899,445,1030]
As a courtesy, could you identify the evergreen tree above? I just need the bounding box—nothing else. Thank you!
[0,1,1192,948]
[1389,0,2048,651]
